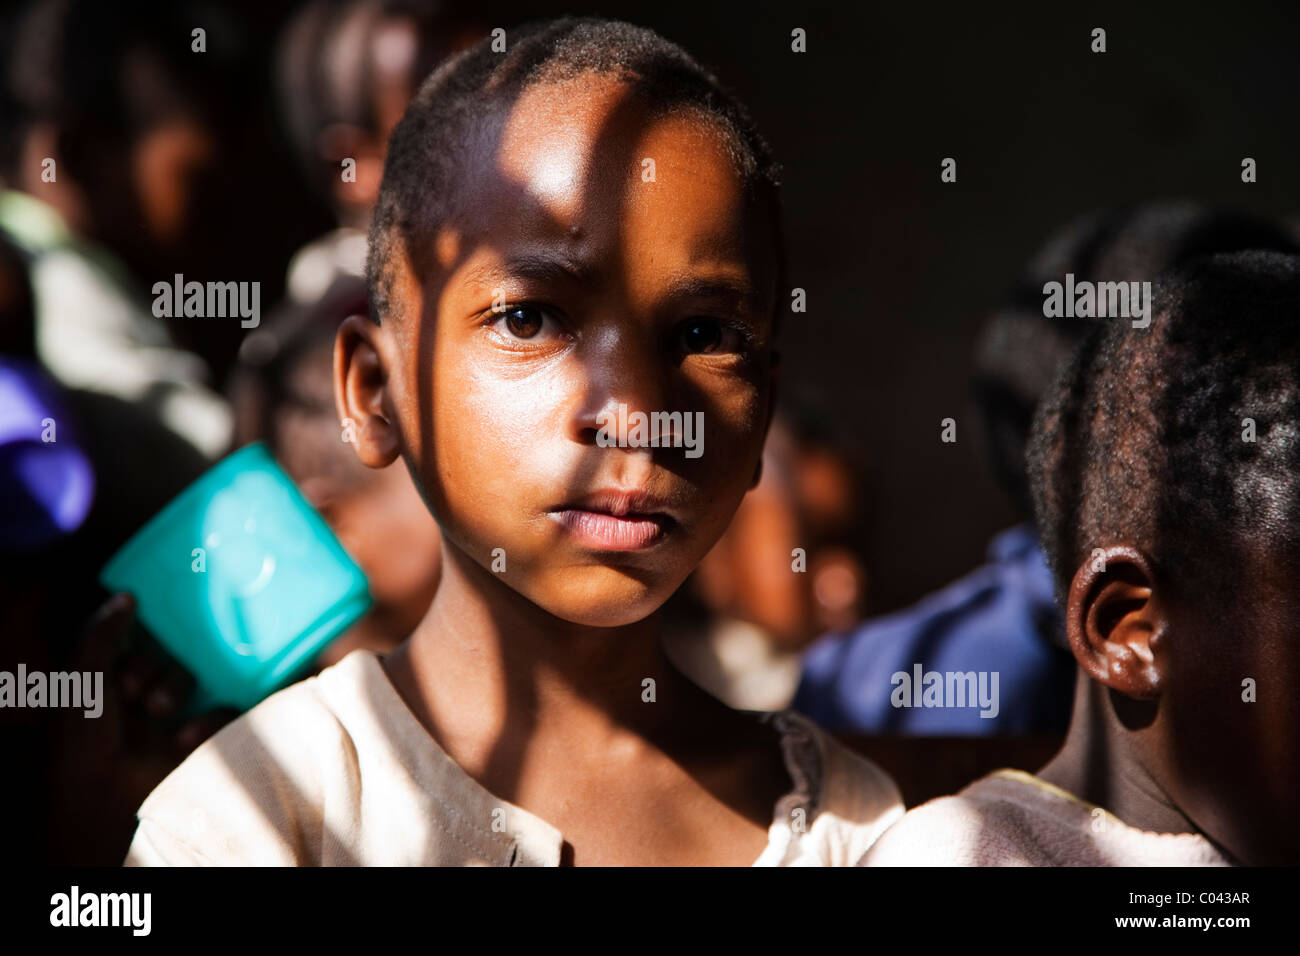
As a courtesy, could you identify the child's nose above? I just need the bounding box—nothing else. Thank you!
[568,329,669,442]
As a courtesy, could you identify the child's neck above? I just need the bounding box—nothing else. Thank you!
[380,543,725,789]
[1038,671,1197,836]
[377,546,804,864]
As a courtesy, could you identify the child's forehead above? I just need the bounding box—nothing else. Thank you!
[388,74,777,326]
[457,74,747,224]
[434,77,759,273]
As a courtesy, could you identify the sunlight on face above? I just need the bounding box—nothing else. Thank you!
[394,74,777,627]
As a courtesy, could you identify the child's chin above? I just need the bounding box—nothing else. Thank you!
[529,572,672,628]
[553,604,660,628]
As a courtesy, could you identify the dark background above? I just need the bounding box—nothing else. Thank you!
[51,0,1300,616]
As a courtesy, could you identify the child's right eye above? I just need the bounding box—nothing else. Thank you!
[487,304,563,344]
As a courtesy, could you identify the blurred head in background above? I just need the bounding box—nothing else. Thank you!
[0,0,245,280]
[972,201,1300,519]
[692,402,870,650]
[276,0,482,235]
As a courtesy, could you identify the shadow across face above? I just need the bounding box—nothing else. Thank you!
[377,73,780,628]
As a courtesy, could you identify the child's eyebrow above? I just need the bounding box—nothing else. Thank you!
[666,275,763,313]
[462,254,595,289]
[461,255,763,312]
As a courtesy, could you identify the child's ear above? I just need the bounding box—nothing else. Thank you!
[335,314,401,469]
[1065,545,1166,699]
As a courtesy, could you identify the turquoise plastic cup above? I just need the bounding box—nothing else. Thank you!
[100,442,371,714]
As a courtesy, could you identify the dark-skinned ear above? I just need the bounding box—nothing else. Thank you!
[334,314,401,469]
[1065,544,1166,699]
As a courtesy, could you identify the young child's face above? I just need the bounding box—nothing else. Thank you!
[383,74,777,627]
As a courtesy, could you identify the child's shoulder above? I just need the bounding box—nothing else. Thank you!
[862,770,1047,866]
[126,649,568,866]
[863,768,1235,867]
[125,652,370,866]
[759,710,904,866]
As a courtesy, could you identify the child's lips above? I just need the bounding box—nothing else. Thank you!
[548,508,675,551]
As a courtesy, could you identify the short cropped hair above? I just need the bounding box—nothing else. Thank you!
[366,16,784,326]
[1028,251,1300,605]
[973,203,1297,516]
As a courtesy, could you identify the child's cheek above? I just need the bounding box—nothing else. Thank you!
[466,356,577,466]
[429,357,573,543]
[690,378,767,477]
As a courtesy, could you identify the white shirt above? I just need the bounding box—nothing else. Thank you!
[125,650,903,866]
[865,769,1233,866]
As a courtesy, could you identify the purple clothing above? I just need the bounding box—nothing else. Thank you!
[0,359,94,548]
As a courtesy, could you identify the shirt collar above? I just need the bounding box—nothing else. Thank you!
[344,650,826,866]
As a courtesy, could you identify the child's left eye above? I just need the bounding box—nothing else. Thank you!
[674,317,748,356]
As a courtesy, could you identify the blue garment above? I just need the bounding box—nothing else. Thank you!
[794,525,1075,735]
[0,358,95,549]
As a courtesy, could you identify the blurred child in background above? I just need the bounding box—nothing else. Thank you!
[276,0,481,305]
[664,401,869,711]
[796,203,1299,736]
[239,0,483,663]
[0,0,245,459]
[868,251,1300,865]
[230,283,443,666]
